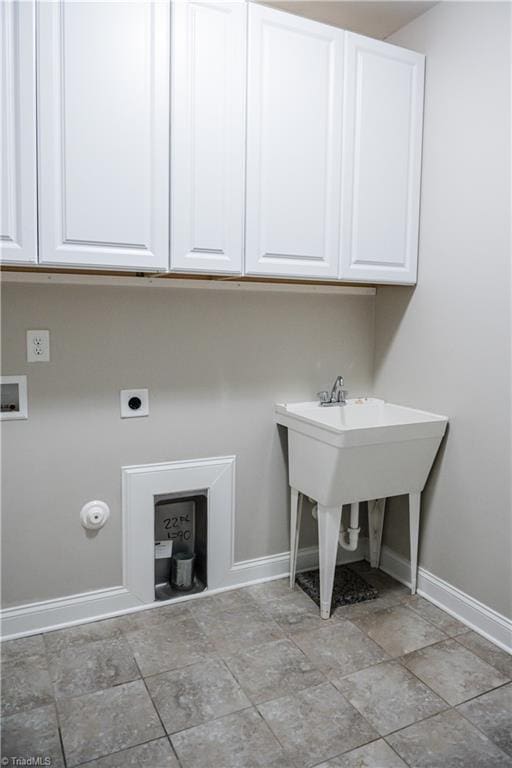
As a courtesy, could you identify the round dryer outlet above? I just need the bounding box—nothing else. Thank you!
[120,389,149,418]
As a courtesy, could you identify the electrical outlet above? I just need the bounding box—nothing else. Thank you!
[27,330,50,362]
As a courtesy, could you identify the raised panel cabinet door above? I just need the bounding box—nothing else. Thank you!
[0,1,37,264]
[245,4,343,278]
[171,0,246,274]
[37,1,170,270]
[340,34,425,284]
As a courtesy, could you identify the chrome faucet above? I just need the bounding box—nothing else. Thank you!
[317,375,347,407]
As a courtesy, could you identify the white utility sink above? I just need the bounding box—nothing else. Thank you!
[275,397,448,618]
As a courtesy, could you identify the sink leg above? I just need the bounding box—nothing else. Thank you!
[317,504,342,619]
[368,499,386,568]
[289,488,303,588]
[409,492,421,594]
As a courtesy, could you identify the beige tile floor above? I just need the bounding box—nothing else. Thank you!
[1,565,511,768]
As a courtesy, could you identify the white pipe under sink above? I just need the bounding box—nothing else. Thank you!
[311,501,361,551]
[338,502,361,551]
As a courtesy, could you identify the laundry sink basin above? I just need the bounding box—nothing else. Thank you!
[274,398,448,506]
[275,397,448,619]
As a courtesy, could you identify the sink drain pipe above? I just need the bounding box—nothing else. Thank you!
[311,500,360,551]
[339,502,361,551]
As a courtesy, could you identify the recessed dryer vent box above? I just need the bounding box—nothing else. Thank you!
[1,376,28,420]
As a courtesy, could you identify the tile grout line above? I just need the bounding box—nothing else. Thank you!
[328,663,454,749]
[281,587,511,724]
[454,692,512,759]
[72,736,168,768]
[329,653,453,713]
[395,637,512,707]
[379,679,511,744]
[383,706,455,739]
[57,721,68,768]
[220,635,332,708]
[135,657,185,768]
[43,630,143,705]
[307,736,412,768]
[256,679,380,768]
[399,596,473,638]
[251,703,303,768]
[452,631,512,675]
[135,658,173,744]
[453,678,512,707]
[219,650,265,707]
[166,702,256,741]
[137,654,256,746]
[329,656,459,738]
[383,737,414,768]
[39,632,68,768]
[380,706,457,759]
[285,617,393,681]
[394,643,458,708]
[380,702,512,764]
[58,674,175,767]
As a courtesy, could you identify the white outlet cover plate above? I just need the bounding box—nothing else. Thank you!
[27,330,50,362]
[120,389,149,418]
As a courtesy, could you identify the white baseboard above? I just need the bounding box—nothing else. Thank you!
[8,539,508,656]
[379,545,512,654]
[0,540,369,641]
[0,587,142,641]
[230,538,368,582]
[378,545,413,587]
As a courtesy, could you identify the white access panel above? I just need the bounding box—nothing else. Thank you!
[340,33,425,284]
[0,1,37,264]
[171,0,246,274]
[37,1,170,270]
[245,4,344,278]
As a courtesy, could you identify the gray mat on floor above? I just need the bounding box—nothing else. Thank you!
[296,564,378,610]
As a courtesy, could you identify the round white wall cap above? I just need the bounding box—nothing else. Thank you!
[80,500,110,530]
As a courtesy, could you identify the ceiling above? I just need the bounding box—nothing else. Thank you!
[256,1,437,40]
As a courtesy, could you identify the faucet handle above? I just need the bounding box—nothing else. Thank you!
[317,390,330,404]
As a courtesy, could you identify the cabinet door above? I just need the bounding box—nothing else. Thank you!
[0,1,37,264]
[37,1,169,270]
[340,34,424,284]
[171,1,246,274]
[245,5,343,278]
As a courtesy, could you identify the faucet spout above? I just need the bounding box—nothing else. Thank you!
[318,375,347,406]
[318,376,347,406]
[330,376,345,402]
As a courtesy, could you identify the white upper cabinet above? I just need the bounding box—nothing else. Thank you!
[171,1,246,274]
[245,4,344,279]
[3,1,424,283]
[37,1,170,270]
[340,33,425,284]
[0,1,37,264]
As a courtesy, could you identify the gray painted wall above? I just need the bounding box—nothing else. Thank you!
[1,283,375,608]
[376,2,511,618]
[2,2,510,622]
